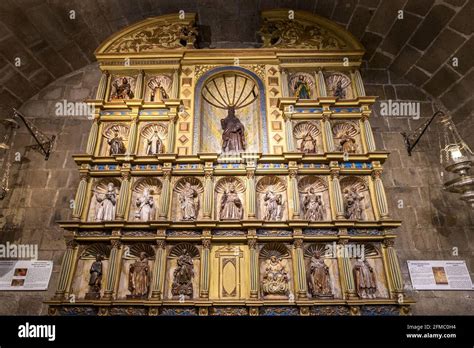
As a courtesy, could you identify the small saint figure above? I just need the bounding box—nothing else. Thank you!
[263,190,283,221]
[178,182,199,221]
[294,75,311,99]
[171,249,194,297]
[135,188,155,222]
[111,77,134,100]
[353,257,377,299]
[221,107,246,153]
[146,130,163,155]
[343,187,365,220]
[300,132,317,153]
[95,183,116,222]
[219,184,243,220]
[308,251,333,298]
[86,254,103,299]
[302,188,325,221]
[108,129,126,155]
[339,130,357,154]
[128,252,150,299]
[149,81,169,102]
[333,80,346,99]
[262,255,290,296]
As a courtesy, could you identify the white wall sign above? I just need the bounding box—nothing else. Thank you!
[407,260,473,290]
[0,260,53,290]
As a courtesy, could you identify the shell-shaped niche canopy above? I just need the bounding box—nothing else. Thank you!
[360,243,379,258]
[102,123,130,140]
[326,72,351,91]
[140,123,168,139]
[332,121,359,139]
[298,176,328,193]
[81,243,112,259]
[304,243,329,258]
[201,73,259,110]
[94,178,121,194]
[215,177,246,194]
[340,176,368,192]
[174,177,204,194]
[126,243,156,260]
[293,121,321,140]
[259,243,290,259]
[169,242,200,259]
[133,177,162,195]
[256,176,286,194]
[289,73,316,98]
[147,75,172,96]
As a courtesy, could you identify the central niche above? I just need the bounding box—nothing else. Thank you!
[199,71,263,154]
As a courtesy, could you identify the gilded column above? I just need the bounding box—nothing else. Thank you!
[95,70,109,100]
[86,115,100,155]
[116,167,131,220]
[167,112,178,153]
[54,239,78,300]
[127,117,139,155]
[362,113,376,152]
[202,163,214,219]
[248,238,259,298]
[158,167,172,219]
[372,169,390,219]
[246,162,257,219]
[72,168,90,220]
[322,112,335,152]
[317,69,327,97]
[200,238,211,298]
[281,69,289,97]
[135,70,145,99]
[330,169,345,220]
[354,69,366,97]
[283,107,295,152]
[172,69,180,99]
[151,240,166,299]
[294,238,307,299]
[338,239,357,299]
[383,239,404,296]
[103,240,122,300]
[288,165,300,219]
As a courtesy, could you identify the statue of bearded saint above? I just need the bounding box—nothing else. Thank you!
[353,258,377,299]
[262,255,290,296]
[219,184,243,220]
[146,130,163,155]
[300,133,317,153]
[263,190,283,221]
[135,188,155,222]
[302,188,325,221]
[95,183,117,221]
[333,80,346,99]
[108,130,126,155]
[128,252,150,298]
[179,182,199,221]
[111,77,134,100]
[339,130,357,154]
[343,187,365,220]
[307,251,333,298]
[171,249,194,297]
[221,107,246,153]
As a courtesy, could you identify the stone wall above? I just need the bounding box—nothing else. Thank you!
[0,62,472,314]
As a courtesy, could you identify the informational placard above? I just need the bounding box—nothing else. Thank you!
[407,260,473,290]
[0,260,53,290]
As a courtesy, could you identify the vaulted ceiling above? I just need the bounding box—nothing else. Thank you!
[0,0,472,124]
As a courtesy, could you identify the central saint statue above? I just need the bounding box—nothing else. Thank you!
[221,107,246,153]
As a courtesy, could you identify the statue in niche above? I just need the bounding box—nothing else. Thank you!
[353,257,377,299]
[149,81,169,102]
[111,77,134,100]
[308,251,333,298]
[108,129,126,155]
[221,107,246,153]
[135,188,155,222]
[339,131,357,154]
[343,187,365,220]
[262,255,290,296]
[95,183,117,222]
[300,133,317,153]
[294,75,311,99]
[171,249,194,297]
[263,190,283,221]
[220,184,243,220]
[85,254,103,299]
[128,252,150,298]
[333,80,346,99]
[146,130,163,155]
[178,182,199,221]
[302,188,325,221]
